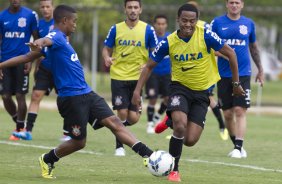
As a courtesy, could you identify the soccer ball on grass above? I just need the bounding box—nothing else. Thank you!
[147,150,175,177]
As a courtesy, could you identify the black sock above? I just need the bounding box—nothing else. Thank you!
[12,114,17,123]
[43,149,60,165]
[26,113,37,132]
[212,105,225,129]
[158,102,167,115]
[234,139,243,151]
[132,142,153,158]
[169,135,184,172]
[147,105,154,122]
[16,120,25,131]
[230,135,236,145]
[166,117,173,129]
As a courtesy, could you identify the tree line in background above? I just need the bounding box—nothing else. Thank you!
[1,0,281,72]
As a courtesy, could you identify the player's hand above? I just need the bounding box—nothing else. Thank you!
[255,71,264,87]
[131,90,142,112]
[26,42,42,52]
[232,85,246,96]
[24,62,32,74]
[104,57,115,67]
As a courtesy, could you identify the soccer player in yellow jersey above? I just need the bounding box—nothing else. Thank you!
[132,4,245,182]
[102,0,158,156]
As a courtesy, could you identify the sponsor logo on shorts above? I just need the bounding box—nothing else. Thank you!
[72,125,81,136]
[170,96,180,106]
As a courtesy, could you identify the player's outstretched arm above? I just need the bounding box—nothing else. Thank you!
[132,58,157,109]
[0,51,43,69]
[218,44,246,96]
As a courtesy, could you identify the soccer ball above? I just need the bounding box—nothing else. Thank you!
[148,150,175,177]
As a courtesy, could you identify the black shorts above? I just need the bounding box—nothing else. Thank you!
[166,82,210,128]
[0,64,29,95]
[145,73,170,99]
[111,79,140,111]
[33,65,55,95]
[217,76,251,110]
[57,91,114,140]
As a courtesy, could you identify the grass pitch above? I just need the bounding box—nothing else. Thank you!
[0,109,281,184]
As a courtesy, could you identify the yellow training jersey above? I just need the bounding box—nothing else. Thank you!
[167,24,221,90]
[110,21,149,80]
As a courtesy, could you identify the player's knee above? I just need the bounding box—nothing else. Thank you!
[172,121,186,136]
[15,93,25,102]
[183,136,199,147]
[75,139,86,150]
[31,91,43,102]
[1,94,12,101]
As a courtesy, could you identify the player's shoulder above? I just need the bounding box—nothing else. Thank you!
[212,14,227,23]
[240,15,255,24]
[21,6,35,14]
[0,8,9,17]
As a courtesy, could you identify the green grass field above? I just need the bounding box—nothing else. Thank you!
[0,109,281,184]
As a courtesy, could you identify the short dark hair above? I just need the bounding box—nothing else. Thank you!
[124,0,141,7]
[154,14,168,23]
[53,5,76,23]
[177,4,198,18]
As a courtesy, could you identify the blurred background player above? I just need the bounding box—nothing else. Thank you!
[145,14,171,134]
[102,0,157,156]
[0,0,38,140]
[13,0,71,141]
[210,0,264,158]
[154,1,228,141]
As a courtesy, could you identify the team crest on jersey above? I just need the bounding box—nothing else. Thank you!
[170,96,180,106]
[49,25,54,32]
[72,125,81,136]
[115,96,123,106]
[18,17,27,28]
[239,25,248,35]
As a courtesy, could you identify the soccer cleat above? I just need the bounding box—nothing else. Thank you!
[143,157,149,167]
[13,131,32,140]
[168,171,181,182]
[9,134,20,141]
[146,121,155,134]
[115,147,126,156]
[152,113,161,123]
[154,116,169,134]
[39,154,55,179]
[59,135,71,142]
[9,130,21,141]
[219,128,229,141]
[241,147,247,158]
[228,149,242,158]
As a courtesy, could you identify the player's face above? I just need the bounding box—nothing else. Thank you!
[9,0,21,8]
[154,18,168,36]
[39,1,53,20]
[178,11,198,37]
[226,0,244,16]
[65,13,77,35]
[124,1,142,22]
